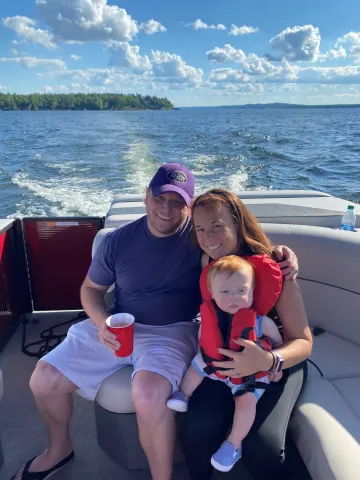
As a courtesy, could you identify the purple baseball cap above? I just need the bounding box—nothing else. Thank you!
[149,163,195,206]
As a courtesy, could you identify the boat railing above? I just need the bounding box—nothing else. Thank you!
[0,216,103,350]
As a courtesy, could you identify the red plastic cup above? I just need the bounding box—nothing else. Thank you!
[106,313,135,357]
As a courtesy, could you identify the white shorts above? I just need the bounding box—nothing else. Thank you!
[41,319,198,401]
[191,352,270,400]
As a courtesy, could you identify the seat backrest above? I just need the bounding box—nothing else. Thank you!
[92,228,115,258]
[262,224,360,346]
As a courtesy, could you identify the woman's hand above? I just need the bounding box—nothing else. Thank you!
[268,371,283,382]
[212,338,273,378]
[273,245,299,281]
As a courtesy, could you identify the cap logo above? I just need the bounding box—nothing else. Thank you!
[167,170,187,183]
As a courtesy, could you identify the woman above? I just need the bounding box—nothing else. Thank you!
[180,188,312,479]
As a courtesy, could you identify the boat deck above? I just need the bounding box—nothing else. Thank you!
[0,312,310,480]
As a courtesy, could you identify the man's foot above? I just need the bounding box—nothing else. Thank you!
[10,450,74,480]
[166,391,189,412]
[211,441,242,472]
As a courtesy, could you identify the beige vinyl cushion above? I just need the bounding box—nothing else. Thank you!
[95,366,135,414]
[307,332,360,379]
[290,378,360,480]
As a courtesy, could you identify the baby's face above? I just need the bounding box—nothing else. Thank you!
[210,269,254,314]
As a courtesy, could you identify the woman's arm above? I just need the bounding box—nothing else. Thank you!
[271,278,312,369]
[262,316,283,348]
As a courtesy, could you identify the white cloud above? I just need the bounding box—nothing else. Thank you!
[229,25,259,36]
[267,25,321,62]
[336,32,360,63]
[207,44,246,63]
[336,32,360,47]
[0,85,8,90]
[334,92,360,98]
[151,50,203,85]
[2,15,56,49]
[282,83,300,91]
[36,0,139,42]
[189,19,227,31]
[208,82,264,97]
[42,83,108,93]
[140,19,166,35]
[208,60,299,84]
[208,63,360,85]
[209,68,251,83]
[43,47,203,91]
[0,56,66,69]
[206,45,278,76]
[107,43,202,85]
[108,42,152,72]
[70,54,82,60]
[318,47,347,62]
[297,65,360,83]
[51,67,143,86]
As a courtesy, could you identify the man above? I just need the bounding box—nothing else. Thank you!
[12,163,297,480]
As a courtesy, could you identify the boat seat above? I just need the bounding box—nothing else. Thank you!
[264,224,360,480]
[90,221,360,477]
[104,214,141,228]
[104,190,360,229]
[290,377,360,480]
[307,331,360,380]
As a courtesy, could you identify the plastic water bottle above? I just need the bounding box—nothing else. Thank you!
[341,205,356,231]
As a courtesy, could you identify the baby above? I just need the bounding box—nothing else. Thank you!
[167,255,283,472]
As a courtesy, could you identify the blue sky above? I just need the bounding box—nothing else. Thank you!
[1,0,360,106]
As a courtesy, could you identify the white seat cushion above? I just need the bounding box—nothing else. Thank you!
[290,377,360,480]
[107,202,145,217]
[307,332,360,380]
[92,228,115,257]
[95,366,135,413]
[104,214,141,228]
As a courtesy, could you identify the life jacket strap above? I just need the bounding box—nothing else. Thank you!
[233,378,280,396]
[200,347,229,375]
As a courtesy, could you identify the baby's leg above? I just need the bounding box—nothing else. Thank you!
[180,365,203,397]
[167,354,205,412]
[228,393,257,449]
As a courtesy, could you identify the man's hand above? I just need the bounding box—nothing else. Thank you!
[98,322,120,352]
[274,245,299,281]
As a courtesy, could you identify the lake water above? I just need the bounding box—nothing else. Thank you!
[1,107,359,218]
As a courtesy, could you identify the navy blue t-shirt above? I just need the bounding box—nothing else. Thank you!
[88,216,202,326]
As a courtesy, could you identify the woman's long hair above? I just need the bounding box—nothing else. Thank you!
[191,188,274,257]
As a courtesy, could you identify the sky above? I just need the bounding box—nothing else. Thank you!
[1,0,360,106]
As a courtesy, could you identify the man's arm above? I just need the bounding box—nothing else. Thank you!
[80,275,119,352]
[80,275,110,327]
[273,245,299,281]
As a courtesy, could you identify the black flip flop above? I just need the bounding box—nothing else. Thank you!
[10,451,74,480]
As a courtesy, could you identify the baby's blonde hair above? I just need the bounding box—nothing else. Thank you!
[207,255,255,291]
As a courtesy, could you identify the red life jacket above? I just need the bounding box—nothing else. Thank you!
[199,254,282,385]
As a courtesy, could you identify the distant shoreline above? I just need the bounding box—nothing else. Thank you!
[0,93,174,111]
[0,108,175,111]
[187,103,360,109]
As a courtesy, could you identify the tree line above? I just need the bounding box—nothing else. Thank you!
[0,93,174,111]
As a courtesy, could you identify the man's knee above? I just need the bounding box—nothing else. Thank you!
[30,361,77,397]
[132,371,172,422]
